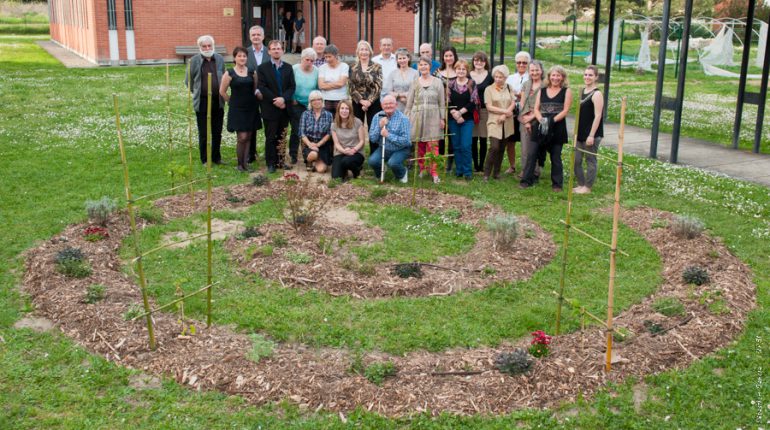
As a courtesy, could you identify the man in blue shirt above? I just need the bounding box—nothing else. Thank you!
[368,95,412,183]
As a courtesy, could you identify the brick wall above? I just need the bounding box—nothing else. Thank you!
[49,0,99,63]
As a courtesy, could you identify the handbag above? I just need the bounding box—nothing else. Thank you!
[473,109,480,125]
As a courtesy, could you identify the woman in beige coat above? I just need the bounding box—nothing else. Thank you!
[483,65,516,180]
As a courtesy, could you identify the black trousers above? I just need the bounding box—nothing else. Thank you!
[289,103,306,162]
[195,99,224,164]
[521,141,564,187]
[331,153,364,180]
[264,116,289,168]
[353,99,381,154]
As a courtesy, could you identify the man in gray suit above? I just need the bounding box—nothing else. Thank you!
[185,35,225,164]
[246,26,266,164]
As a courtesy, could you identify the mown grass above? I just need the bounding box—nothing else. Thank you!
[1,36,769,429]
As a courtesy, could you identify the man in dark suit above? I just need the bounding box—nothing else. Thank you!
[246,25,266,164]
[258,40,296,173]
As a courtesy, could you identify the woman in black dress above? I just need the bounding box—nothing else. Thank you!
[219,46,262,172]
[520,65,572,191]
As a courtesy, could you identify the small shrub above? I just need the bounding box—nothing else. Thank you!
[707,299,731,315]
[247,333,276,363]
[524,228,536,239]
[651,218,669,229]
[481,266,497,277]
[528,330,552,358]
[260,245,274,256]
[683,266,710,286]
[364,361,397,385]
[652,297,685,317]
[55,247,92,278]
[369,188,389,200]
[494,348,532,375]
[83,226,109,242]
[612,327,632,342]
[225,188,244,203]
[85,196,117,226]
[441,208,461,220]
[357,262,376,277]
[137,206,165,224]
[252,174,269,187]
[239,226,262,239]
[643,320,664,335]
[348,347,365,375]
[318,236,334,255]
[707,249,720,259]
[392,262,422,279]
[284,174,326,232]
[84,284,106,304]
[485,214,519,250]
[340,254,357,271]
[123,304,143,320]
[286,251,312,264]
[472,200,487,210]
[271,233,288,247]
[671,215,705,239]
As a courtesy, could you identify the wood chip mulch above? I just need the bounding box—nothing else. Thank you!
[21,185,756,417]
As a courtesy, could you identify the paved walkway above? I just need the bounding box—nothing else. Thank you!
[37,40,98,68]
[594,120,770,187]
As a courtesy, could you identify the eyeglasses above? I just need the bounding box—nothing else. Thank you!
[516,61,528,65]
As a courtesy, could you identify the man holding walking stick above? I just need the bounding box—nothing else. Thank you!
[368,95,411,183]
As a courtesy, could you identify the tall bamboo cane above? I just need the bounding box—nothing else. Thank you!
[205,74,213,327]
[554,90,582,335]
[605,97,627,372]
[186,61,195,207]
[166,63,174,194]
[114,94,156,350]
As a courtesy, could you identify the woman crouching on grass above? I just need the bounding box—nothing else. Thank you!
[520,65,572,192]
[573,65,604,194]
[330,99,365,181]
[300,90,333,173]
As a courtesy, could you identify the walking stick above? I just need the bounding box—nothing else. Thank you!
[380,134,386,183]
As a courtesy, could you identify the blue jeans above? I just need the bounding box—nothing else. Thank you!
[368,146,410,180]
[449,119,474,178]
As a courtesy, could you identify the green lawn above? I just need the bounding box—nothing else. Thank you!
[1,36,769,429]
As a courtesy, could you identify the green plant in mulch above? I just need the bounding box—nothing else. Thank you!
[246,333,275,363]
[652,297,686,317]
[392,262,422,279]
[494,348,533,376]
[485,214,520,250]
[85,196,117,226]
[136,205,165,224]
[123,304,143,321]
[369,187,389,200]
[286,251,312,264]
[238,226,262,239]
[252,173,269,187]
[671,215,705,239]
[271,232,288,247]
[84,284,106,304]
[364,361,397,385]
[612,327,632,342]
[224,188,244,203]
[54,247,92,278]
[683,265,710,286]
[643,320,665,335]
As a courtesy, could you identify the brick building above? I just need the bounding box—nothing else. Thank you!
[47,0,418,65]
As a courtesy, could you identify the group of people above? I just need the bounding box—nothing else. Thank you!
[186,29,605,193]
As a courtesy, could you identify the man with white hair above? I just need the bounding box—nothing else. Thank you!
[372,37,397,80]
[185,35,225,164]
[312,36,327,67]
[504,50,531,175]
[412,43,440,74]
[368,95,412,183]
[246,26,266,164]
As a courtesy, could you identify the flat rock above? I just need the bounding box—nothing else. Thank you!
[14,316,55,332]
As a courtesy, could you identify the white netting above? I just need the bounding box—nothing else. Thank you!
[589,19,621,66]
[637,29,652,71]
[757,21,768,68]
[700,25,735,66]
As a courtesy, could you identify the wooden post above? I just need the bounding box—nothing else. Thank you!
[554,96,582,335]
[166,63,174,194]
[114,94,156,350]
[205,74,213,327]
[605,97,626,372]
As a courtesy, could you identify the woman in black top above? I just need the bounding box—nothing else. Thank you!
[574,65,604,194]
[220,46,262,172]
[470,51,493,172]
[521,65,572,191]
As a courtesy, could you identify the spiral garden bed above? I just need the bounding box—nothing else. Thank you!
[21,179,756,416]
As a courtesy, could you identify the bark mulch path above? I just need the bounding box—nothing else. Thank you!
[21,181,756,417]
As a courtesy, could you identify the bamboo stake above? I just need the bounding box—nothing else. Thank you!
[558,220,629,257]
[166,63,174,194]
[205,74,214,327]
[130,178,209,202]
[554,92,582,335]
[606,97,627,372]
[186,61,195,207]
[130,282,219,321]
[114,94,156,351]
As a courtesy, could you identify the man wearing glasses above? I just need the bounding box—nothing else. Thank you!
[504,51,531,175]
